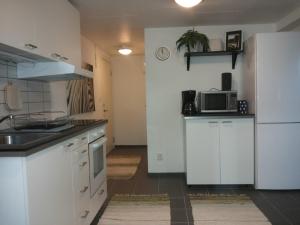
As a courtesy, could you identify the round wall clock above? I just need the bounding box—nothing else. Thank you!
[155,47,170,61]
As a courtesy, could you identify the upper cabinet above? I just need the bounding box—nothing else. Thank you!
[0,0,39,53]
[81,36,96,67]
[0,0,81,67]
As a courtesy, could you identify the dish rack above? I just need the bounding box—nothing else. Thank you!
[12,111,71,130]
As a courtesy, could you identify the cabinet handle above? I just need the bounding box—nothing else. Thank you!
[80,186,89,193]
[51,53,61,59]
[81,149,88,154]
[81,210,90,219]
[98,189,105,196]
[80,161,88,168]
[222,121,232,123]
[67,143,74,147]
[25,43,38,49]
[60,56,69,61]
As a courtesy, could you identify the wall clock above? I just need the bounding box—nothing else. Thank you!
[155,47,170,61]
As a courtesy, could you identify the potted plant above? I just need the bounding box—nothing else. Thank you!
[176,28,209,53]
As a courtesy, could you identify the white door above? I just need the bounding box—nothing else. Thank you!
[220,119,254,184]
[256,123,300,189]
[95,51,114,153]
[256,32,300,123]
[186,119,220,185]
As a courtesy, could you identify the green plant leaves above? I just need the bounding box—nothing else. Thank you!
[176,29,210,53]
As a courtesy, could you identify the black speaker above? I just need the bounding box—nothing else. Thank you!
[222,73,232,91]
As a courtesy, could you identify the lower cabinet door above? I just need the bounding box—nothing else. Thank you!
[185,119,221,185]
[26,146,75,225]
[219,118,254,184]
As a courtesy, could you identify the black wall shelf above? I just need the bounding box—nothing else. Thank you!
[184,50,243,71]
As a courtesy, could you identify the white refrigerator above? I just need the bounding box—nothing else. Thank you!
[244,32,300,190]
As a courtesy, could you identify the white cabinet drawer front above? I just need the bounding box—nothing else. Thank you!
[63,138,77,151]
[76,134,89,146]
[72,145,89,164]
[77,155,89,189]
[89,181,107,223]
[89,126,106,143]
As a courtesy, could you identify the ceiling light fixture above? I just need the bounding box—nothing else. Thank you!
[175,0,202,8]
[118,47,132,55]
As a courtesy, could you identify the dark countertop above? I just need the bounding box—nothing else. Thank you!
[183,112,255,119]
[0,119,107,157]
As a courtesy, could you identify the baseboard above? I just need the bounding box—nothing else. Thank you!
[114,145,147,149]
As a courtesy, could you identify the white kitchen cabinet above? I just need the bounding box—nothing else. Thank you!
[72,146,91,225]
[0,0,81,66]
[0,0,39,54]
[0,127,107,225]
[184,117,254,185]
[26,145,75,225]
[56,0,81,67]
[219,119,254,184]
[34,0,81,66]
[186,119,220,184]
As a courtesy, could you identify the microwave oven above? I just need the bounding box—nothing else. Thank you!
[199,91,238,113]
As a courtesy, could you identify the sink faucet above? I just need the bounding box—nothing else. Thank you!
[0,114,14,124]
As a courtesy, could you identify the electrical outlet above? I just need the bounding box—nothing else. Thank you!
[157,153,163,161]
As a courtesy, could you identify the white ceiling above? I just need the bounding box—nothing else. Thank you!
[70,0,300,55]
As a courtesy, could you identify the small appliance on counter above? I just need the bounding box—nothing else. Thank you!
[238,100,248,114]
[198,90,238,113]
[182,90,197,115]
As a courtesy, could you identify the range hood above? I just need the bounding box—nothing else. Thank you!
[17,61,93,81]
[0,43,93,81]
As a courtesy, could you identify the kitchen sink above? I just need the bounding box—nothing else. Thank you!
[0,133,56,145]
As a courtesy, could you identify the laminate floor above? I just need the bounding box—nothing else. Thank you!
[92,147,300,225]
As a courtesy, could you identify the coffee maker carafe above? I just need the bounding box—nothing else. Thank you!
[182,90,197,115]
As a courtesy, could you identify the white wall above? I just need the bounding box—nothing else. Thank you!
[145,24,276,173]
[111,55,147,145]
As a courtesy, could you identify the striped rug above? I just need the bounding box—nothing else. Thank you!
[189,194,272,225]
[107,155,142,180]
[98,194,170,225]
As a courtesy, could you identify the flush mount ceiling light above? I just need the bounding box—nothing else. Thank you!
[175,0,202,8]
[118,47,132,55]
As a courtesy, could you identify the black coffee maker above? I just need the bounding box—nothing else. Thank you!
[182,90,197,115]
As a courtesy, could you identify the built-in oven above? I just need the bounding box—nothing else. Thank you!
[88,127,107,197]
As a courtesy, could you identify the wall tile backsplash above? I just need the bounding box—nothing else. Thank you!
[0,60,51,130]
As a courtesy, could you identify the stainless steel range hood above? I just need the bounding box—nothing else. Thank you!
[17,61,93,81]
[0,43,93,81]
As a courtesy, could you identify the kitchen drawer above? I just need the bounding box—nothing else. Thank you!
[77,155,89,188]
[76,186,90,225]
[72,144,89,164]
[89,181,107,224]
[89,126,105,143]
[63,138,77,152]
[75,133,88,147]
